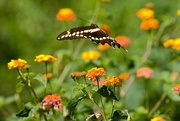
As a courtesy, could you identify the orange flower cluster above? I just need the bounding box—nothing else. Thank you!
[98,43,110,51]
[100,24,110,35]
[140,19,159,30]
[104,76,121,86]
[8,59,27,70]
[118,73,129,81]
[137,7,159,30]
[86,67,106,82]
[115,36,131,48]
[151,117,166,121]
[97,24,111,51]
[101,0,111,2]
[163,38,180,50]
[56,8,76,21]
[136,67,153,79]
[69,71,87,78]
[172,84,180,95]
[82,50,101,62]
[42,94,62,112]
[43,73,53,79]
[34,54,57,63]
[171,72,179,81]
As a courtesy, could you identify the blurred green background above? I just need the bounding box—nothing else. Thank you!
[1,0,180,120]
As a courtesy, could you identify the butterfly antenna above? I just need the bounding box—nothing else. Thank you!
[78,17,92,24]
[122,46,128,52]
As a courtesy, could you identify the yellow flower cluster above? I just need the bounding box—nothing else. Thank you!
[177,9,180,16]
[137,7,159,30]
[8,59,27,70]
[82,50,101,62]
[151,117,166,121]
[34,54,57,63]
[137,8,154,20]
[104,76,121,86]
[163,38,180,50]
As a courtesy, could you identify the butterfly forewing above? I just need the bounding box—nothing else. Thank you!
[57,25,96,40]
[56,24,121,48]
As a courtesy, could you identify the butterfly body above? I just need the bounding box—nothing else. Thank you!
[57,24,121,48]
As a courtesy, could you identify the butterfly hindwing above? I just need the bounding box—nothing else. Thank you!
[57,24,121,48]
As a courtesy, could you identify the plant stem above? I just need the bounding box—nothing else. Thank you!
[90,97,107,121]
[111,87,116,118]
[17,69,37,103]
[147,93,166,118]
[96,78,105,116]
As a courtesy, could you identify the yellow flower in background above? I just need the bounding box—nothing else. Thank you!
[56,8,76,21]
[163,39,174,48]
[177,9,180,16]
[151,117,166,121]
[137,8,154,20]
[163,38,180,50]
[172,38,180,50]
[8,59,27,70]
[82,50,100,62]
[86,67,106,82]
[140,19,159,30]
[104,76,121,87]
[34,54,57,62]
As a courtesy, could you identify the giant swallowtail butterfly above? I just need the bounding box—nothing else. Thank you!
[56,24,122,48]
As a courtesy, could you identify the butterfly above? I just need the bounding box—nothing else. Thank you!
[56,24,122,48]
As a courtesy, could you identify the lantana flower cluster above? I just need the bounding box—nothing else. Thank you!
[8,58,27,70]
[56,8,76,21]
[42,94,63,112]
[82,50,101,62]
[136,6,159,30]
[34,54,57,62]
[163,38,180,50]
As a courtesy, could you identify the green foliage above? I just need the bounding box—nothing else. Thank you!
[1,0,180,121]
[98,85,118,101]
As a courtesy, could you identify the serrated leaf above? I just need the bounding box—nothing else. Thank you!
[33,74,46,88]
[68,96,84,118]
[111,110,128,121]
[97,85,118,101]
[16,81,25,93]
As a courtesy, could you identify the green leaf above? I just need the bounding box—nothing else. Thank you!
[68,96,84,119]
[33,74,46,88]
[16,105,32,117]
[97,85,118,101]
[16,81,25,93]
[111,110,128,121]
